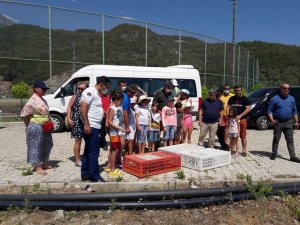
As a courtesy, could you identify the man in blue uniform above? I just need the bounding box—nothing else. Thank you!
[268,83,299,162]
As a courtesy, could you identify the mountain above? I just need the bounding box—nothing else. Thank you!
[0,14,15,28]
[0,23,299,93]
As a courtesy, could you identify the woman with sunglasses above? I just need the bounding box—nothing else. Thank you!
[67,81,89,167]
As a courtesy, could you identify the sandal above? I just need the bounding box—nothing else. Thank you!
[109,169,122,177]
[42,163,53,170]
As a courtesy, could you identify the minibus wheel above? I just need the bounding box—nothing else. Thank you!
[50,114,64,133]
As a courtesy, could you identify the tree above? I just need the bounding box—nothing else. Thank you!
[11,81,30,111]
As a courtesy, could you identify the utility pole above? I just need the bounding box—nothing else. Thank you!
[72,41,76,73]
[231,0,237,84]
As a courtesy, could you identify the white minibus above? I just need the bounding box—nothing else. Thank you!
[44,65,202,132]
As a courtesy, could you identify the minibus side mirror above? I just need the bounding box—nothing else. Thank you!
[60,87,65,97]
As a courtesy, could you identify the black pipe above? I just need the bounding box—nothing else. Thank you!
[0,181,299,202]
[0,186,299,211]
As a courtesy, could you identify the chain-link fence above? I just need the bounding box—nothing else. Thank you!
[0,0,259,93]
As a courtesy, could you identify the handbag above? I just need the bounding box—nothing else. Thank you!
[42,121,54,133]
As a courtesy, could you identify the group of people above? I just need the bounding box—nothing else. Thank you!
[21,78,299,181]
[198,85,250,158]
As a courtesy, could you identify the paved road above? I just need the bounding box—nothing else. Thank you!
[0,123,299,185]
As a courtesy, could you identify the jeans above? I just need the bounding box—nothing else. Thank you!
[272,119,296,158]
[81,127,101,181]
[163,125,175,140]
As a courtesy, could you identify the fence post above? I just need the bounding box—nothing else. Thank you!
[223,42,226,85]
[145,22,148,66]
[204,35,207,86]
[48,6,52,81]
[102,14,105,65]
[178,29,182,65]
[246,52,249,92]
[237,46,240,85]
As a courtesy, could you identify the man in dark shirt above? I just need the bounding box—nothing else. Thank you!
[267,83,299,162]
[227,85,250,156]
[153,80,176,111]
[198,89,223,148]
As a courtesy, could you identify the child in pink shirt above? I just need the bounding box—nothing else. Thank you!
[161,96,177,146]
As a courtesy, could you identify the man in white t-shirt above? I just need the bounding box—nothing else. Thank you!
[80,76,111,182]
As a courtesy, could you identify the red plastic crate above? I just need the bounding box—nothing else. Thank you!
[123,151,181,178]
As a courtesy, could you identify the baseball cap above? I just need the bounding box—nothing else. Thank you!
[171,79,178,86]
[33,80,49,89]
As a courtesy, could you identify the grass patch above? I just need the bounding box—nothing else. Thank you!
[175,170,185,179]
[21,167,33,176]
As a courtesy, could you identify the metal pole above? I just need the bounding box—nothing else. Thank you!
[102,14,105,65]
[48,6,52,80]
[252,55,255,87]
[237,46,240,84]
[145,22,148,66]
[231,0,237,85]
[178,29,182,65]
[256,58,260,84]
[204,35,207,86]
[72,41,76,73]
[246,52,249,92]
[223,42,226,85]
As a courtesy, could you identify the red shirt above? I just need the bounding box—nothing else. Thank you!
[100,93,111,113]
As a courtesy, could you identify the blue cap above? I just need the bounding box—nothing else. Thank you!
[33,80,49,89]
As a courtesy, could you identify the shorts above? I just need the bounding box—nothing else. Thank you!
[110,136,121,150]
[228,133,238,138]
[239,119,247,139]
[136,124,148,143]
[163,125,175,140]
[148,130,159,143]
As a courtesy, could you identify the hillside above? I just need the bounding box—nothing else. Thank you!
[0,23,299,94]
[239,41,300,86]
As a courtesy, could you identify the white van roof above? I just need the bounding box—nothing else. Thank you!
[72,65,198,78]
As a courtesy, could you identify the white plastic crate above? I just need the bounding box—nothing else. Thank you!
[158,144,231,171]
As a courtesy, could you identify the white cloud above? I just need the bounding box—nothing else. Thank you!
[2,14,18,23]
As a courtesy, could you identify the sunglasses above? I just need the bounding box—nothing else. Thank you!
[281,87,290,90]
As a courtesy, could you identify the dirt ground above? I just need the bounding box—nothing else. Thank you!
[0,183,299,225]
[0,196,299,225]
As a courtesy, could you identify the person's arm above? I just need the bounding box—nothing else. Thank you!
[267,98,276,125]
[237,121,241,137]
[174,108,177,131]
[236,98,251,121]
[198,109,203,126]
[148,110,151,131]
[135,111,140,131]
[80,101,91,134]
[66,95,76,127]
[219,101,224,125]
[122,96,131,133]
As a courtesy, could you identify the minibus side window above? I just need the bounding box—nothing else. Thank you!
[99,77,135,92]
[55,77,90,98]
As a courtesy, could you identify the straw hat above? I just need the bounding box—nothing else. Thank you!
[138,95,150,103]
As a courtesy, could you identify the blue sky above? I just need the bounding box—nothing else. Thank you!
[1,0,300,46]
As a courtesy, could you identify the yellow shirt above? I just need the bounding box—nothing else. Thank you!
[220,93,234,116]
[30,114,49,124]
